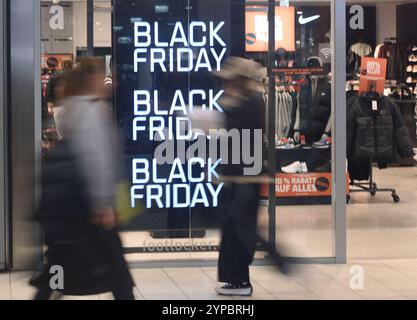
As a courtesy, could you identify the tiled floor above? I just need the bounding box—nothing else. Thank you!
[119,167,417,261]
[4,259,417,300]
[3,167,417,300]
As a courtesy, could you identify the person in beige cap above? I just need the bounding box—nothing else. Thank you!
[212,57,287,297]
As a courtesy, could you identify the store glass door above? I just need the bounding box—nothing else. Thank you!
[346,0,417,261]
[113,0,278,263]
[112,0,342,263]
[257,0,338,260]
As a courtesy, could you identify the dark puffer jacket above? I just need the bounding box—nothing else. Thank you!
[298,77,331,143]
[347,95,415,162]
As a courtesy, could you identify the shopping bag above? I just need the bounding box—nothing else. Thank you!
[116,181,144,225]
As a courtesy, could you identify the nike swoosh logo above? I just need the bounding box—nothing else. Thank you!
[299,15,321,25]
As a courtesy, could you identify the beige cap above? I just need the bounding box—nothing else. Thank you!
[213,56,263,81]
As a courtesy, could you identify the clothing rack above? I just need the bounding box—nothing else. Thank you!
[348,89,401,204]
[383,37,411,44]
[346,80,398,92]
[391,99,417,103]
[348,157,400,203]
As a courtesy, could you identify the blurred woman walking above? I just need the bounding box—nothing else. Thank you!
[31,58,135,300]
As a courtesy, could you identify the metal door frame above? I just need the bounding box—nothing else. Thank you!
[331,0,347,264]
[8,0,42,270]
[0,0,7,270]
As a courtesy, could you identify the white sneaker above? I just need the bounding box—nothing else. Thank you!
[301,162,308,173]
[286,138,295,149]
[281,161,308,173]
[282,161,301,173]
[215,283,253,296]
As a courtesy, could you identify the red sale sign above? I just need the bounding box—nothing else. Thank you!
[261,173,349,198]
[359,57,387,95]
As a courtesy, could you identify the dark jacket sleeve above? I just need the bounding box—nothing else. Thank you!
[346,95,357,159]
[390,98,415,159]
[46,75,58,104]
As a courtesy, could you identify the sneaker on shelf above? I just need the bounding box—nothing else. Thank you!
[408,65,413,73]
[413,65,417,73]
[313,136,331,149]
[281,161,308,173]
[215,282,253,296]
[276,138,287,149]
[301,162,308,173]
[276,137,296,149]
[286,138,295,149]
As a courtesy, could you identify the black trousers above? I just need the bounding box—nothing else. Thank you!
[32,228,135,300]
[218,183,260,284]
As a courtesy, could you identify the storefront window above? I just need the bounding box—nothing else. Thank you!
[111,0,338,262]
[39,0,343,263]
[113,0,253,262]
[41,0,87,150]
[267,1,335,258]
[32,0,417,269]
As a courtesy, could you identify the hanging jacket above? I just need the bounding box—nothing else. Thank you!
[347,95,414,162]
[276,91,293,139]
[389,85,417,147]
[347,43,373,76]
[298,76,331,143]
[377,42,410,82]
[288,92,299,138]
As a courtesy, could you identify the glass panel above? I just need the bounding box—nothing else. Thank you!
[346,1,417,260]
[187,0,271,261]
[260,0,334,258]
[113,0,194,262]
[113,0,275,263]
[41,0,86,153]
[112,0,336,262]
